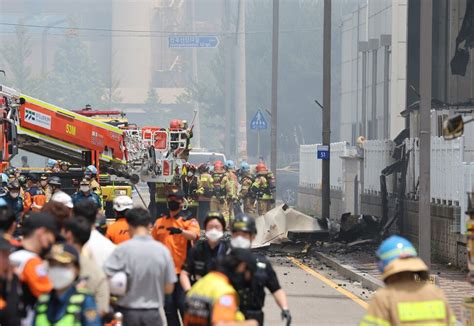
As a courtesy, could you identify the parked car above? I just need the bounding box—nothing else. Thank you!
[276,161,299,206]
[188,151,227,166]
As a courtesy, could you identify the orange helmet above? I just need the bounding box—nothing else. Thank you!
[256,162,268,173]
[170,119,182,130]
[214,160,224,172]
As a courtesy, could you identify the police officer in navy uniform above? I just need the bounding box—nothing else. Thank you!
[180,212,229,292]
[229,214,291,326]
[34,243,101,326]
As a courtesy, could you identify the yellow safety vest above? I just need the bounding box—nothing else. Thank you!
[34,291,86,326]
[185,272,245,325]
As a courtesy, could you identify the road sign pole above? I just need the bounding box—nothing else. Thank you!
[270,0,279,174]
[257,129,261,159]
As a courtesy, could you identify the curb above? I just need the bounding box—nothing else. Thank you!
[311,251,384,292]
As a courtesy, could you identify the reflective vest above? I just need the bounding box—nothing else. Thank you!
[184,272,244,326]
[34,291,86,326]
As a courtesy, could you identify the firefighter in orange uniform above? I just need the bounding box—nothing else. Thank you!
[105,196,133,245]
[23,175,47,213]
[151,189,200,326]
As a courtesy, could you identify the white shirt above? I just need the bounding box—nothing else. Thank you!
[83,229,116,268]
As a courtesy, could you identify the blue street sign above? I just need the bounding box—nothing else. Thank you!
[168,35,219,48]
[317,145,330,160]
[250,110,268,130]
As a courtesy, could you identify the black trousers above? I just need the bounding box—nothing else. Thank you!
[164,281,185,326]
[243,309,264,326]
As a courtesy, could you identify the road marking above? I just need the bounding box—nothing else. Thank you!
[287,256,369,309]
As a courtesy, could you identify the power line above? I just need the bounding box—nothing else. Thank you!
[0,22,321,36]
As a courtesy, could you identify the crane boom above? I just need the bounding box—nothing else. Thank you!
[0,84,190,183]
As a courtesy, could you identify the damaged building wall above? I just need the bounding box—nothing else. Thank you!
[298,189,467,268]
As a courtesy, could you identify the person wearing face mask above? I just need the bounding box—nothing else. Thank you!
[180,212,229,293]
[105,195,133,244]
[152,188,200,326]
[5,181,24,220]
[8,212,57,325]
[72,179,101,210]
[34,243,101,325]
[183,248,258,326]
[39,174,51,201]
[47,176,62,200]
[229,215,291,326]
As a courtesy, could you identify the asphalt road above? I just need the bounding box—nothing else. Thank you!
[262,256,367,326]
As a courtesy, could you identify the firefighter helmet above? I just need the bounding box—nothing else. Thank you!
[225,160,235,170]
[86,165,98,175]
[256,162,268,173]
[214,160,225,173]
[240,161,250,172]
[170,119,182,130]
[51,192,73,209]
[231,214,257,234]
[197,163,208,174]
[47,159,57,168]
[376,235,428,280]
[113,195,133,212]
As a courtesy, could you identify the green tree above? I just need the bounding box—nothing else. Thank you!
[45,32,105,109]
[0,23,42,93]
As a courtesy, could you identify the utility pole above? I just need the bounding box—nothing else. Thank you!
[322,0,331,223]
[235,0,247,158]
[270,0,279,173]
[419,0,432,267]
[223,0,233,157]
[191,0,201,148]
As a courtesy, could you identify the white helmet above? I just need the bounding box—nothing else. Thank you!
[113,195,133,212]
[51,191,73,209]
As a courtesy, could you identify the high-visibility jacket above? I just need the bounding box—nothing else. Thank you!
[34,287,100,326]
[239,174,255,199]
[251,175,273,200]
[360,279,456,326]
[184,271,245,326]
[35,291,86,326]
[221,173,236,201]
[196,172,213,198]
